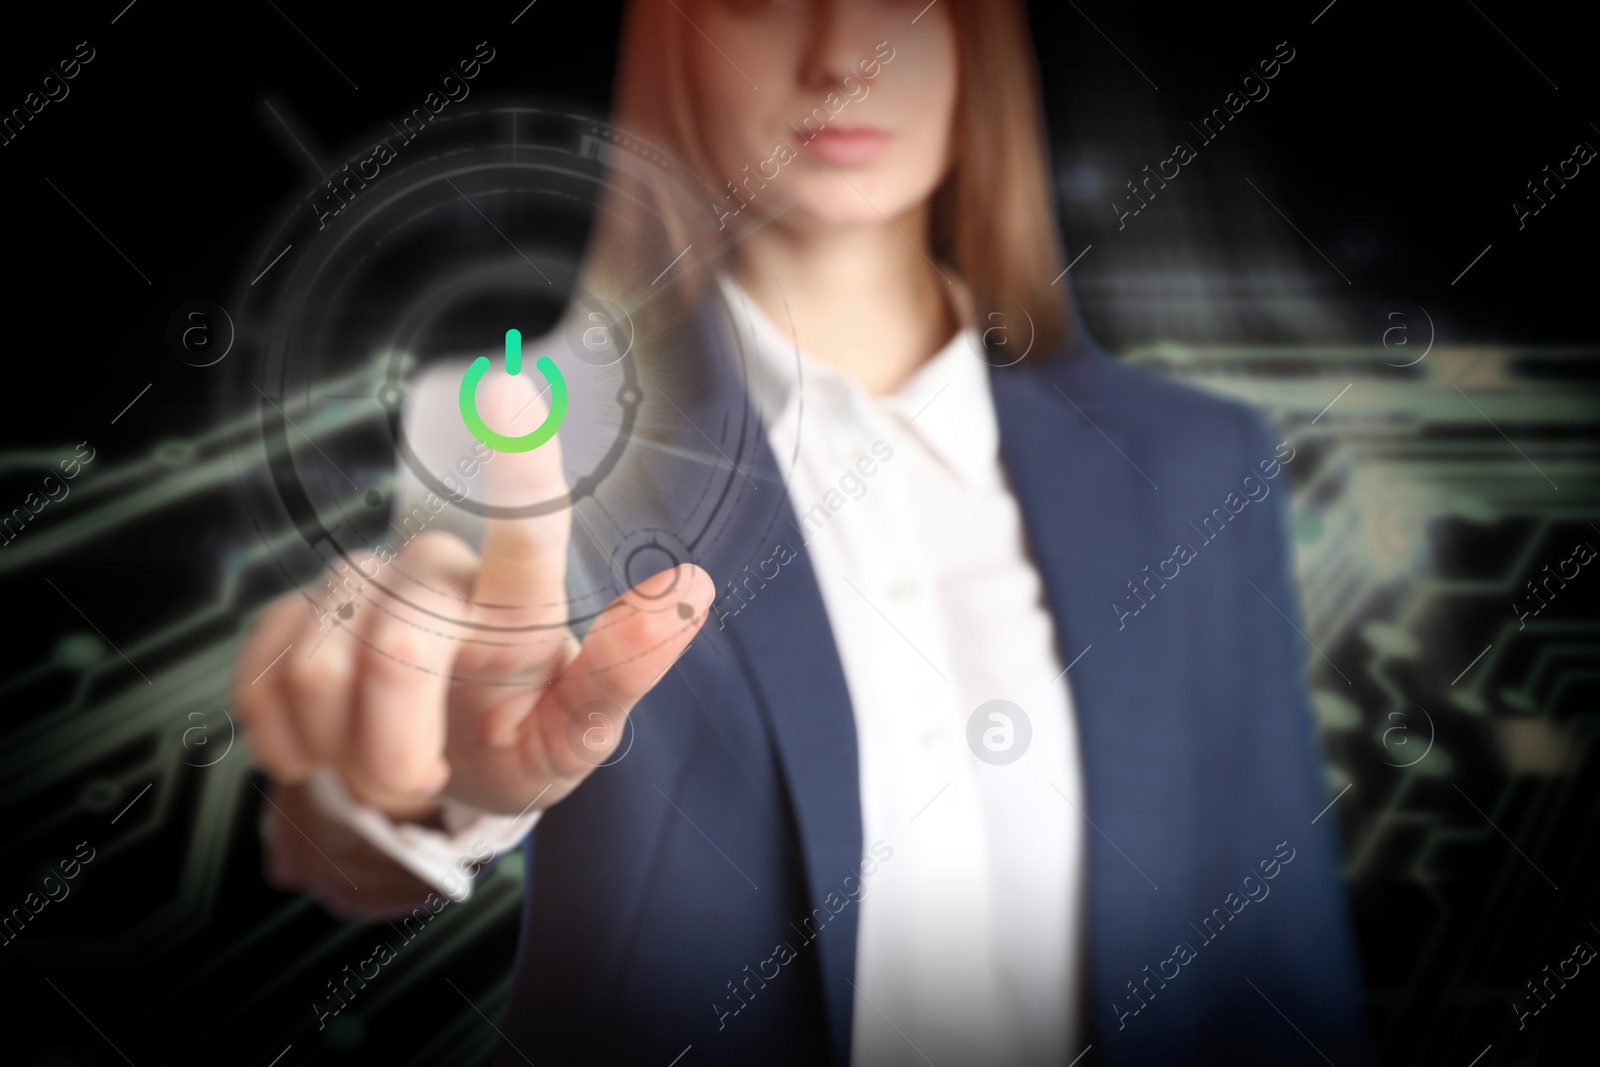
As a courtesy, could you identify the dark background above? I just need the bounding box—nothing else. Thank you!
[2,2,1595,1065]
[5,1,1596,439]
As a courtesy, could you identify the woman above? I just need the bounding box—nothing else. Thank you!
[233,1,1368,1063]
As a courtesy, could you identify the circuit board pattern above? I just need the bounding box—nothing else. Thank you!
[2,339,1595,1066]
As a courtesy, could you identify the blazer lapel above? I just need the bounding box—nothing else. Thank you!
[717,543,862,1067]
[989,355,1189,1048]
[660,298,865,1066]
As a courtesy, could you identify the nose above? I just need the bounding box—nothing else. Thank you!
[796,0,866,93]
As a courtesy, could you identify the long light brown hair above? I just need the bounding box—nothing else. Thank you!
[582,0,1071,358]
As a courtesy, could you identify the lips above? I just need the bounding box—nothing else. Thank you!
[798,126,893,166]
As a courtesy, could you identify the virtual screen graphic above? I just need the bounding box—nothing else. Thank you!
[1,4,1595,1067]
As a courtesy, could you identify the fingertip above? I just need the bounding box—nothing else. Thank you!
[623,563,716,630]
[634,562,712,601]
[476,368,566,509]
[679,563,716,618]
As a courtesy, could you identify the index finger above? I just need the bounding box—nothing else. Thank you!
[465,342,572,628]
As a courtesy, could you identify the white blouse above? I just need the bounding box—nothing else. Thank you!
[308,276,1085,1065]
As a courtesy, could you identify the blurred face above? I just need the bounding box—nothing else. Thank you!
[680,0,959,230]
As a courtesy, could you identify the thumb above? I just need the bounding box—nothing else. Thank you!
[526,564,715,774]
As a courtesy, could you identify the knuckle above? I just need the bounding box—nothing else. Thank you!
[233,688,282,742]
[231,684,261,728]
[403,527,470,558]
[378,755,434,794]
[396,531,479,586]
[284,646,350,703]
[363,621,444,680]
[339,766,383,804]
[346,754,431,802]
[245,733,297,780]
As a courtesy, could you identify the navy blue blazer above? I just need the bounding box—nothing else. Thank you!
[493,305,1370,1066]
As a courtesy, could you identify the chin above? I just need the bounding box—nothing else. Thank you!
[786,179,922,229]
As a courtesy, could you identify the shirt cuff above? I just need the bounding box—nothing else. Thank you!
[305,768,542,901]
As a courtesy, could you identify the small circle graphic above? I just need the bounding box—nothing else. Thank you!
[1371,300,1434,368]
[625,542,681,596]
[967,301,1035,368]
[565,296,635,368]
[1378,704,1435,768]
[564,699,633,768]
[966,700,1032,765]
[182,705,237,768]
[611,528,692,614]
[167,301,235,367]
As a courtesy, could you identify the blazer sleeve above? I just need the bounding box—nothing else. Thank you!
[1225,410,1372,1064]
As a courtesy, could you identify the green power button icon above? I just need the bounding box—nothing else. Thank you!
[459,329,569,453]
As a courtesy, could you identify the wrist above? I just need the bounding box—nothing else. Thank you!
[343,777,447,826]
[361,796,438,831]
